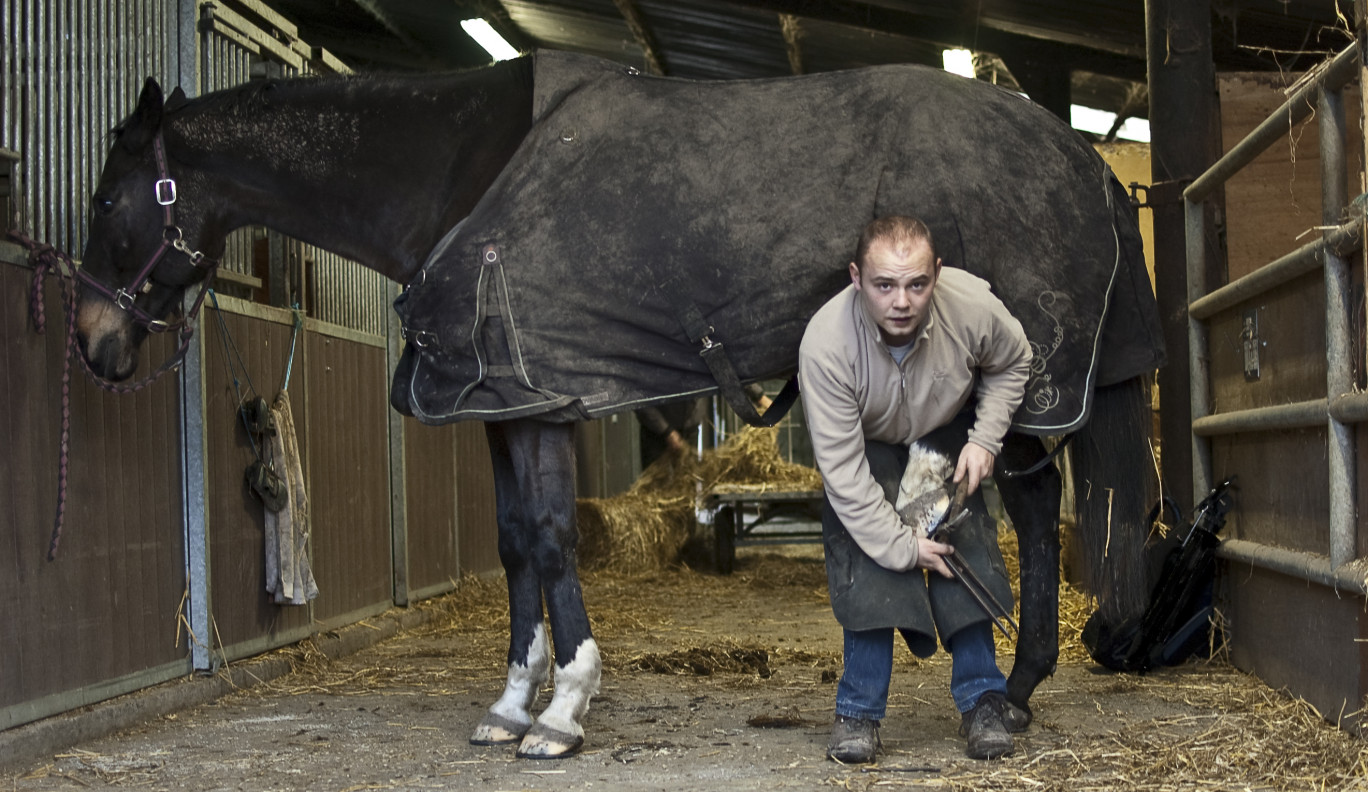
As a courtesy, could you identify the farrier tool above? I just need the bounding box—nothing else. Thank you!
[918,479,1019,640]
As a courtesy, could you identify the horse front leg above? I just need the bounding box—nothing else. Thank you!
[470,422,553,747]
[994,432,1063,728]
[499,419,600,759]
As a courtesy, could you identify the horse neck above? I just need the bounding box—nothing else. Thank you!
[168,62,534,283]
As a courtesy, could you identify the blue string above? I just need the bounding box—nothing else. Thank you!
[282,303,302,392]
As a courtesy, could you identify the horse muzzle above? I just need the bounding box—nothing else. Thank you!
[75,291,143,381]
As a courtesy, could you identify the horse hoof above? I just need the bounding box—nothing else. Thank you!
[1003,701,1032,733]
[470,712,531,746]
[515,723,584,759]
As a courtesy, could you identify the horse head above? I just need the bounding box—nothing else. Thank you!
[78,77,220,381]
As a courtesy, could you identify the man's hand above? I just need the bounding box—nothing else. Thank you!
[953,443,995,496]
[915,536,956,578]
[665,429,688,454]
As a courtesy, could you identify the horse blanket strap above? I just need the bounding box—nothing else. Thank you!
[678,302,797,427]
[389,50,1163,429]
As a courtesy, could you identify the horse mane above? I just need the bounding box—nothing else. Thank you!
[172,56,536,120]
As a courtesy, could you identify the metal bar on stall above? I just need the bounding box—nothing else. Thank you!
[1191,399,1328,436]
[1318,85,1356,570]
[1188,216,1363,320]
[1186,43,1358,204]
[386,279,409,607]
[1329,391,1368,424]
[1184,196,1212,500]
[180,0,213,674]
[1218,539,1368,595]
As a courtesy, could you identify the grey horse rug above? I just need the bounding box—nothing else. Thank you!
[391,50,1163,433]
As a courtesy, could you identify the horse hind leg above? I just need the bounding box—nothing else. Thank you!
[994,431,1063,728]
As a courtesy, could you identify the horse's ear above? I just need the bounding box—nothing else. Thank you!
[119,77,164,152]
[165,86,189,112]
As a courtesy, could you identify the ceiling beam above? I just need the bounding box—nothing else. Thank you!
[302,32,449,72]
[344,0,431,58]
[611,0,668,75]
[997,50,1071,121]
[715,0,1147,82]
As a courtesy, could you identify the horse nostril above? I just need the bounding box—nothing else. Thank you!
[83,329,137,381]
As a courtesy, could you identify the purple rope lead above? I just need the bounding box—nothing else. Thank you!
[12,228,193,559]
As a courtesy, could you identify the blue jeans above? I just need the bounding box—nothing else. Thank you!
[835,621,1006,719]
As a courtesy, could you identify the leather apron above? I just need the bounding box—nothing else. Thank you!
[823,418,1014,658]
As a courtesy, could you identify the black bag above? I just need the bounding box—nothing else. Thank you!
[245,460,288,512]
[1083,478,1236,673]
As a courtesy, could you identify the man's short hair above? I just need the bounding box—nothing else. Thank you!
[854,216,936,269]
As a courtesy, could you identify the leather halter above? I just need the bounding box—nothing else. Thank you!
[77,132,219,334]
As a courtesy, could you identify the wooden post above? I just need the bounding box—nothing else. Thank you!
[1146,0,1219,512]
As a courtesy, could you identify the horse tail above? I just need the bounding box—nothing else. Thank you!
[1070,375,1156,623]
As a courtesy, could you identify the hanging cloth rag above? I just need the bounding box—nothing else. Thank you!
[263,391,319,605]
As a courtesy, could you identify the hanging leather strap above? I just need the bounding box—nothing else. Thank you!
[679,303,800,427]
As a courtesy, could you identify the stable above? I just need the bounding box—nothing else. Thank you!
[1,0,1365,776]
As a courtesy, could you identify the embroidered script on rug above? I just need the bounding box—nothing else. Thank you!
[1024,291,1065,415]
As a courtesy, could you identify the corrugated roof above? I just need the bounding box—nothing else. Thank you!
[258,0,1356,136]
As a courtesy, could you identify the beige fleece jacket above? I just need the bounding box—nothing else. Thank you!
[798,267,1032,571]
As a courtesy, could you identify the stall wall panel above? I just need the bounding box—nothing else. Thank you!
[1225,566,1366,726]
[405,421,458,592]
[454,422,500,575]
[1206,271,1328,414]
[201,307,311,652]
[1,260,186,725]
[2,0,175,255]
[1219,73,1363,282]
[574,420,607,499]
[599,413,638,496]
[574,416,638,500]
[304,332,392,621]
[1215,72,1358,556]
[1212,428,1329,554]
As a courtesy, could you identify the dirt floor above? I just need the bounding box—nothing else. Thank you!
[8,544,1368,792]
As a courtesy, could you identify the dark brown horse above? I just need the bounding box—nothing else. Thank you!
[74,52,1162,758]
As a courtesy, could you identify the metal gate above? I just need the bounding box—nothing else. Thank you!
[1184,40,1368,721]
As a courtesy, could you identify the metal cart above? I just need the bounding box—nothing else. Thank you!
[703,488,825,574]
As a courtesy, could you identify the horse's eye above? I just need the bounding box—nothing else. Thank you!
[93,195,115,216]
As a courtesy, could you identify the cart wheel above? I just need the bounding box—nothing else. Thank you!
[714,505,736,574]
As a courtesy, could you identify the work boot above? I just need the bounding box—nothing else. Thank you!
[1003,700,1031,733]
[826,715,880,763]
[960,692,1014,760]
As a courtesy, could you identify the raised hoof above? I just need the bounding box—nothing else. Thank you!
[515,723,584,759]
[470,712,531,746]
[1003,701,1032,733]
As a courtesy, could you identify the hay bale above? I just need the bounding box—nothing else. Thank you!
[576,426,821,572]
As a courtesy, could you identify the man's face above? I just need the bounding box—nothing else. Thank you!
[849,237,941,347]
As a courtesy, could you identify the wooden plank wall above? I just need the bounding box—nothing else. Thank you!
[405,420,459,592]
[1,259,187,725]
[304,332,394,624]
[454,422,500,575]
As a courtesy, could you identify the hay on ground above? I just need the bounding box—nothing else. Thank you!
[577,426,822,573]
